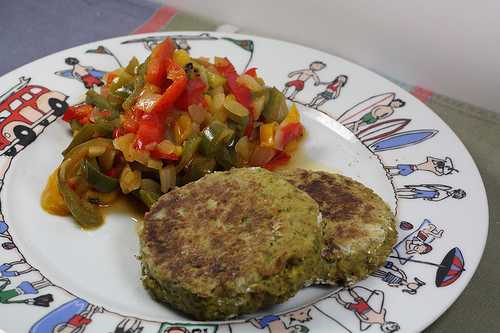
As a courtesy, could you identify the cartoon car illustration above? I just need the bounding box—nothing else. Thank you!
[0,77,68,156]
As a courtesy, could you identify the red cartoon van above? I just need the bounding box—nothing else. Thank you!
[0,77,67,156]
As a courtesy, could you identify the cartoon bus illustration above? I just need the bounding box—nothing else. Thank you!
[0,77,68,156]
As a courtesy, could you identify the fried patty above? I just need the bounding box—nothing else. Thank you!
[139,167,322,320]
[279,169,397,284]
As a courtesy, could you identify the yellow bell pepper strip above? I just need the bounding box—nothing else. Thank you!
[281,102,301,125]
[146,37,176,87]
[174,114,193,144]
[41,168,69,216]
[259,122,277,148]
[173,49,191,68]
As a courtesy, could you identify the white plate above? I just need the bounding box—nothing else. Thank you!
[0,32,488,333]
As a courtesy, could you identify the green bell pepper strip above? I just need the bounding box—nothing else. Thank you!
[206,70,226,88]
[215,145,237,170]
[262,87,288,123]
[58,138,114,228]
[181,156,216,184]
[62,122,115,156]
[82,159,118,193]
[199,121,235,157]
[125,57,140,75]
[108,71,134,95]
[85,90,114,111]
[133,178,162,208]
[122,64,146,112]
[176,134,202,172]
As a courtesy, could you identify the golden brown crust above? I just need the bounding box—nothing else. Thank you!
[140,167,322,318]
[279,168,397,284]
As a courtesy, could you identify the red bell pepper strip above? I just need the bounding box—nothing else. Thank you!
[216,58,254,135]
[150,150,180,161]
[62,104,93,124]
[134,112,166,150]
[175,77,207,110]
[62,106,77,122]
[146,38,176,87]
[263,151,291,171]
[105,167,120,178]
[280,122,304,147]
[149,58,187,114]
[245,67,257,77]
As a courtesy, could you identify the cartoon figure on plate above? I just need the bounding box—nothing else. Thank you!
[0,277,52,305]
[370,261,426,295]
[332,287,400,332]
[158,322,218,333]
[282,61,326,100]
[308,75,348,108]
[29,298,103,333]
[1,241,15,250]
[396,184,466,201]
[385,156,458,178]
[0,220,11,241]
[55,57,105,89]
[249,307,313,333]
[112,317,143,333]
[0,259,36,278]
[343,98,406,134]
[391,219,444,265]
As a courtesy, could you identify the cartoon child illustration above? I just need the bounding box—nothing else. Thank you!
[2,242,16,250]
[249,307,312,333]
[308,75,348,108]
[345,99,406,133]
[0,277,51,304]
[332,287,399,332]
[0,221,11,241]
[370,261,425,295]
[396,184,466,201]
[52,304,103,333]
[0,259,36,278]
[113,318,143,333]
[385,156,457,177]
[282,61,326,100]
[392,219,444,265]
[55,57,105,89]
[404,222,443,255]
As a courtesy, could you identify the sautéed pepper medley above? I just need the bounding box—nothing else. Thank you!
[43,38,305,228]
